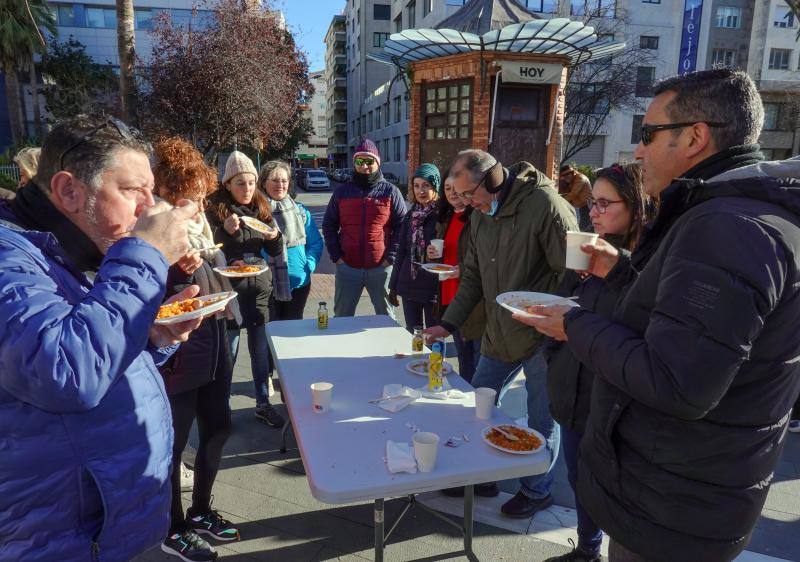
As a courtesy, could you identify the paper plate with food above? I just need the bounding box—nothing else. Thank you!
[420,263,458,278]
[155,291,238,325]
[406,359,454,376]
[495,291,579,319]
[213,264,268,278]
[240,216,277,235]
[481,425,545,455]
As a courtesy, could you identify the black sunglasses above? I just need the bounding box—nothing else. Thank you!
[58,116,136,171]
[640,121,727,146]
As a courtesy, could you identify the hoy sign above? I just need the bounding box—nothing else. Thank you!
[500,61,563,85]
[678,0,704,74]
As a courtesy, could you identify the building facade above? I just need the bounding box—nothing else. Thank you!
[325,14,348,168]
[297,70,329,165]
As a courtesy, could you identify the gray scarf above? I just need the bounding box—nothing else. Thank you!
[268,197,306,301]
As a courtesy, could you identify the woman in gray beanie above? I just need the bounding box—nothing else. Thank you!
[388,163,441,331]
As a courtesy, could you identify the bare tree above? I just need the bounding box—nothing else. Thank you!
[116,0,137,123]
[560,1,655,163]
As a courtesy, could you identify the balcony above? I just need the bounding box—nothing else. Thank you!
[334,122,347,132]
[332,77,346,89]
[334,31,345,45]
[333,99,347,109]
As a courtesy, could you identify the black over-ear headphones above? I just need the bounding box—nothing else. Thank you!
[483,158,503,194]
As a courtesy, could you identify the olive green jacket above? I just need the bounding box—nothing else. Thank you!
[441,162,579,363]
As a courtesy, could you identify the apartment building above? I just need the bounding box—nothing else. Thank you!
[325,14,349,168]
[297,70,329,165]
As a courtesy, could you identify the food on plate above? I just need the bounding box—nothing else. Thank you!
[156,296,225,320]
[428,264,454,272]
[223,264,262,274]
[241,217,274,234]
[486,425,542,452]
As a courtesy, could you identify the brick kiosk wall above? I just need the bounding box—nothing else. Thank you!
[407,51,570,181]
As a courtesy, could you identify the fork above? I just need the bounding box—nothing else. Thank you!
[493,425,520,442]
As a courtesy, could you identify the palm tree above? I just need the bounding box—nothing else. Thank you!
[0,0,56,144]
[116,0,136,124]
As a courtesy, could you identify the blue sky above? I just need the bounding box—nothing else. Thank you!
[278,0,345,73]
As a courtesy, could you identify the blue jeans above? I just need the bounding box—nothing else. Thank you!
[334,263,395,318]
[562,425,603,555]
[452,330,481,384]
[471,351,559,499]
[228,324,271,407]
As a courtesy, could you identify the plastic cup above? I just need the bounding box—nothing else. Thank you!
[474,387,497,420]
[565,231,599,270]
[311,382,333,413]
[430,239,444,258]
[413,432,440,472]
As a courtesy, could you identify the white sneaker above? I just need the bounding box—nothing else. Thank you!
[180,463,194,491]
[789,420,800,434]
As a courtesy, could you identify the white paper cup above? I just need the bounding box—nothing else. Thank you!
[430,239,444,258]
[474,387,497,420]
[311,382,333,413]
[565,231,599,270]
[413,432,440,472]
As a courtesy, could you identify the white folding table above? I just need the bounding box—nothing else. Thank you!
[266,315,549,561]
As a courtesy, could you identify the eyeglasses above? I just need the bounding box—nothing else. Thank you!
[639,121,726,146]
[589,198,625,214]
[354,157,376,167]
[268,177,290,185]
[453,163,496,200]
[58,116,135,171]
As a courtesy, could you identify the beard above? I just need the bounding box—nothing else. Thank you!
[83,193,120,255]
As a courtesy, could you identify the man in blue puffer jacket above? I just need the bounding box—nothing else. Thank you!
[0,116,204,561]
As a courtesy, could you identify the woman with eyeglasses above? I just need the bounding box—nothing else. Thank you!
[388,163,441,330]
[207,151,286,429]
[153,138,243,560]
[258,161,324,322]
[537,163,657,562]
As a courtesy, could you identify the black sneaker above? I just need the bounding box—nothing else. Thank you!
[441,483,500,498]
[187,509,241,542]
[254,403,285,427]
[500,491,554,518]
[161,530,217,562]
[543,539,601,561]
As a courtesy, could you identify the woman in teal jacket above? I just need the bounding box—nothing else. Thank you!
[259,160,324,320]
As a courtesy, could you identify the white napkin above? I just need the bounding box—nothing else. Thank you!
[416,377,468,401]
[376,384,420,413]
[385,440,417,474]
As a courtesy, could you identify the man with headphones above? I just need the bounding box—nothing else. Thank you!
[426,148,578,516]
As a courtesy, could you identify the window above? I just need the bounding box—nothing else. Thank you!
[571,0,616,17]
[635,66,655,97]
[57,4,78,26]
[715,6,741,28]
[407,1,416,28]
[774,6,797,28]
[384,139,391,161]
[171,9,193,28]
[763,103,779,130]
[404,96,409,119]
[639,36,659,49]
[86,7,116,28]
[394,15,402,32]
[394,137,401,162]
[768,48,792,70]
[597,33,615,42]
[384,103,390,126]
[360,115,366,134]
[518,0,558,12]
[134,9,152,30]
[374,32,390,47]
[423,82,472,141]
[711,49,736,67]
[567,83,606,115]
[376,108,381,129]
[446,0,467,5]
[317,116,326,122]
[404,134,409,161]
[423,0,433,17]
[642,0,660,3]
[631,114,644,144]
[368,111,373,132]
[393,96,402,123]
[373,4,390,20]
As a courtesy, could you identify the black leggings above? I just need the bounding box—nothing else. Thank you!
[168,370,232,532]
[270,283,312,321]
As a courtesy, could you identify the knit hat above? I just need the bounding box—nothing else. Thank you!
[222,150,258,184]
[412,163,441,190]
[353,139,381,166]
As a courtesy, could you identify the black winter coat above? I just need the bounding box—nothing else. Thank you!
[543,255,624,434]
[207,190,283,327]
[388,205,439,304]
[564,164,800,562]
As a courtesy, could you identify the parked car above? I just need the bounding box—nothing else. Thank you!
[304,169,330,191]
[294,168,308,190]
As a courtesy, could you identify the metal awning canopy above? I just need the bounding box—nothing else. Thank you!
[368,18,626,68]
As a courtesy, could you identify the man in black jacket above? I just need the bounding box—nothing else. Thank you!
[522,69,800,561]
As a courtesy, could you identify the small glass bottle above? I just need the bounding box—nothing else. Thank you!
[317,301,329,330]
[411,326,424,353]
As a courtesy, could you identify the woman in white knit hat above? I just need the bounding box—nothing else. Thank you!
[207,151,286,428]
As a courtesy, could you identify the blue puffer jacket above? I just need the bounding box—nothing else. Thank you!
[267,203,324,290]
[0,218,175,561]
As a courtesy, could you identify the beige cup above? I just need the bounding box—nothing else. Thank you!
[311,382,333,413]
[429,239,444,258]
[474,387,497,420]
[413,432,440,472]
[565,231,599,270]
